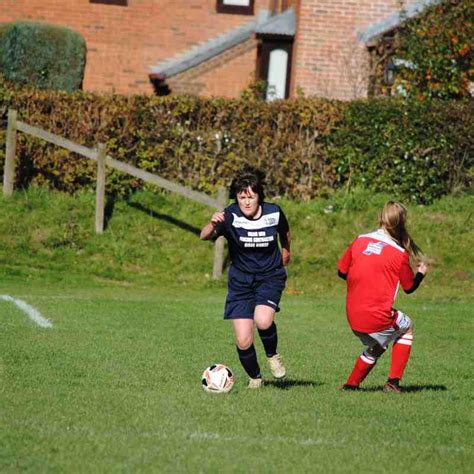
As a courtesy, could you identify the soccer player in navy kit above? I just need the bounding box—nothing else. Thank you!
[338,201,428,393]
[200,167,291,388]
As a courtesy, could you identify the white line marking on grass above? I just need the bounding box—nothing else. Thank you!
[80,429,334,447]
[188,432,328,447]
[0,295,53,328]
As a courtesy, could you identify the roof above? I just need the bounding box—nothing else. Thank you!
[358,0,442,45]
[150,8,296,79]
[256,6,296,36]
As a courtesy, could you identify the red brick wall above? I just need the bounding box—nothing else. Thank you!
[1,0,422,99]
[292,0,420,100]
[168,39,258,97]
[0,0,268,95]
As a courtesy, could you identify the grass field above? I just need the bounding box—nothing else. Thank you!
[0,189,472,472]
[0,188,472,297]
[0,284,472,472]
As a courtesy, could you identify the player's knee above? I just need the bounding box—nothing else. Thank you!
[254,306,275,328]
[367,344,385,358]
[255,318,273,331]
[236,335,253,350]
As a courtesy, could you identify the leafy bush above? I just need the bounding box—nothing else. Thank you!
[330,98,473,202]
[373,0,474,100]
[0,77,471,203]
[0,21,86,92]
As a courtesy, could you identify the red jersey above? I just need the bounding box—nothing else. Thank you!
[337,229,416,333]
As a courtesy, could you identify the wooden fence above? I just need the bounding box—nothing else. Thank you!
[3,108,227,279]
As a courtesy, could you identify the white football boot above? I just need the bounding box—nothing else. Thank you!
[267,354,286,379]
[248,377,264,389]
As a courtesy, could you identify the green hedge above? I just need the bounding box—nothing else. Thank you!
[330,98,472,200]
[0,78,472,203]
[0,21,86,92]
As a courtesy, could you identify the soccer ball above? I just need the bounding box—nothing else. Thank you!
[201,364,235,394]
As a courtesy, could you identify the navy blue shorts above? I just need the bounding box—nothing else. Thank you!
[224,266,287,320]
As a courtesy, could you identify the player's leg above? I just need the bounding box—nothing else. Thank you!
[255,304,277,355]
[385,310,414,393]
[254,305,286,379]
[340,333,386,390]
[224,267,262,387]
[232,318,263,387]
[254,269,287,379]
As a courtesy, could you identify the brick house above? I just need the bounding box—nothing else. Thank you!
[0,0,440,100]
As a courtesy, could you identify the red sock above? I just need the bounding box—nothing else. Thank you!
[346,352,376,387]
[389,334,413,380]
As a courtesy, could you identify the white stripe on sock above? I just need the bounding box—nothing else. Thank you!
[395,339,412,346]
[361,354,376,364]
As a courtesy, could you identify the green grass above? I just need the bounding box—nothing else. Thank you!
[0,285,472,472]
[0,188,473,471]
[0,187,472,296]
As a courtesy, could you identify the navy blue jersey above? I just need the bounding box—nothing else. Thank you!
[215,202,289,274]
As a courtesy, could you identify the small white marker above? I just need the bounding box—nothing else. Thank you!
[0,294,53,328]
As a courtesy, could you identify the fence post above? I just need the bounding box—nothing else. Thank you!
[212,186,227,279]
[3,109,18,197]
[95,143,106,234]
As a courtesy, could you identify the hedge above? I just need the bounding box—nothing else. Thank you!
[0,21,86,92]
[330,98,472,200]
[0,77,472,203]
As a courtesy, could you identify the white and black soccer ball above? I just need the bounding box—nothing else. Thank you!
[201,364,235,394]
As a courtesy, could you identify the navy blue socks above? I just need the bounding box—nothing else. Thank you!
[236,344,261,379]
[258,322,278,357]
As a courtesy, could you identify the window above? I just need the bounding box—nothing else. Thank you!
[216,0,254,15]
[90,0,128,6]
[257,39,293,100]
[266,49,288,100]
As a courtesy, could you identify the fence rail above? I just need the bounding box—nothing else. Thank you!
[3,109,226,279]
[15,119,221,209]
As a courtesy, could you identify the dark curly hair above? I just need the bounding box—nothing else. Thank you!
[229,166,266,202]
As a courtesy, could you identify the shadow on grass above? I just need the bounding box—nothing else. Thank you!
[265,379,323,390]
[104,195,117,231]
[400,384,448,393]
[361,384,448,393]
[127,201,201,236]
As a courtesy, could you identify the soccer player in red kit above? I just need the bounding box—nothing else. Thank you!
[337,201,428,393]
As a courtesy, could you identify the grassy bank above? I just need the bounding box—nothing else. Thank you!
[0,187,472,297]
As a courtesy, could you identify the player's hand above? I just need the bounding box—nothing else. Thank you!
[417,261,428,275]
[282,248,290,266]
[211,212,225,227]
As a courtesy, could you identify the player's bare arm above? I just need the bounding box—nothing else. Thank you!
[200,211,224,240]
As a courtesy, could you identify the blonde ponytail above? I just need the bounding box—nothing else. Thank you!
[380,201,422,258]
